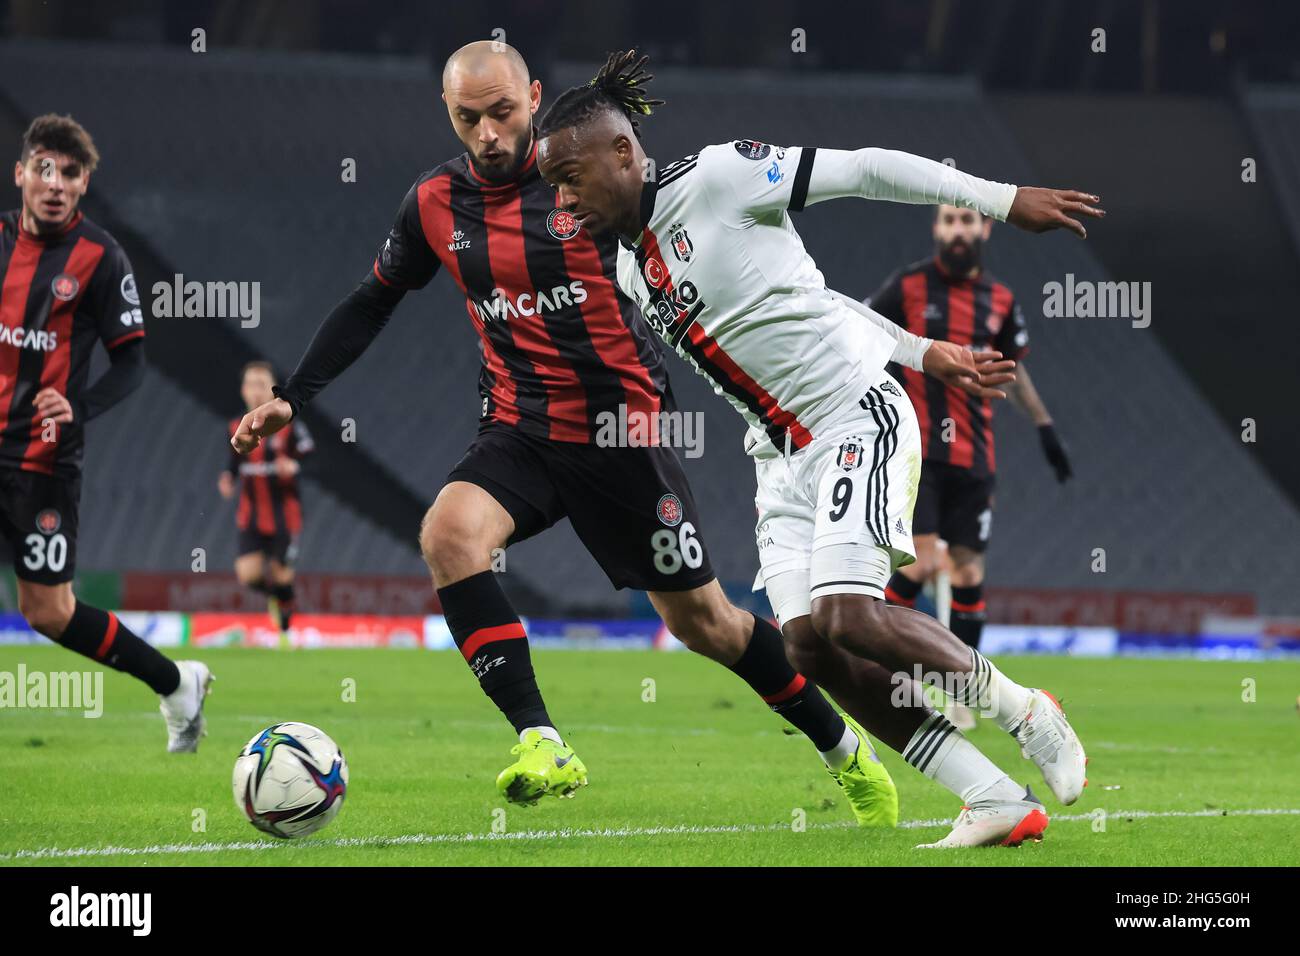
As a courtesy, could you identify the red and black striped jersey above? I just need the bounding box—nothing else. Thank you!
[0,210,143,476]
[227,417,314,535]
[869,257,1029,476]
[371,141,670,443]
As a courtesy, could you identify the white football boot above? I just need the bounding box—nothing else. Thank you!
[916,786,1049,849]
[1013,689,1087,805]
[159,661,214,753]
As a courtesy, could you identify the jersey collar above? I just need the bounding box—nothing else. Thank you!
[15,209,83,244]
[618,176,659,250]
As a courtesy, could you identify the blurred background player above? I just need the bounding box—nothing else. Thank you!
[1,114,210,750]
[220,360,312,634]
[870,204,1072,729]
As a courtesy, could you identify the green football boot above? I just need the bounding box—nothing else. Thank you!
[495,730,589,805]
[828,715,899,828]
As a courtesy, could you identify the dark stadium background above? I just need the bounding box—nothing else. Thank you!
[1,0,1297,649]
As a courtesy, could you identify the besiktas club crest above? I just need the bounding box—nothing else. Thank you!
[837,437,867,472]
[546,208,580,240]
[656,493,683,527]
[668,222,693,263]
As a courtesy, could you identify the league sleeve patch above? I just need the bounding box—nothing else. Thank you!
[733,140,771,161]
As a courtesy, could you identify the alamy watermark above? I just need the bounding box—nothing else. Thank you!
[151,274,260,328]
[595,403,704,459]
[889,664,998,715]
[1043,274,1151,328]
[0,665,103,718]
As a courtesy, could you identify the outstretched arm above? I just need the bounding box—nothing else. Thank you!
[232,178,438,454]
[724,143,1104,237]
[231,276,404,453]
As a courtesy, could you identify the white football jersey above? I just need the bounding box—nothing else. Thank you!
[614,140,1016,459]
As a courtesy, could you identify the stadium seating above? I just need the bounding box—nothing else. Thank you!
[3,41,1297,612]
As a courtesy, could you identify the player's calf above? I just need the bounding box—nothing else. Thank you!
[649,580,750,665]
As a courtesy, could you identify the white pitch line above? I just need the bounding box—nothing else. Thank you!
[3,807,1298,862]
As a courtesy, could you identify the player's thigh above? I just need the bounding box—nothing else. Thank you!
[807,404,922,605]
[936,466,995,556]
[263,529,299,576]
[426,430,564,583]
[234,547,265,584]
[554,442,714,593]
[753,455,816,630]
[947,544,985,587]
[901,532,941,581]
[266,558,295,585]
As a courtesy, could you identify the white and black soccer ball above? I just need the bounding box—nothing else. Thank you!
[233,722,348,838]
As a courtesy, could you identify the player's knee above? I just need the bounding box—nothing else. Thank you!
[811,594,888,657]
[234,565,263,588]
[420,505,493,584]
[948,552,984,588]
[19,589,74,639]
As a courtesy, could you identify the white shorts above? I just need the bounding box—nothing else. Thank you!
[753,376,922,628]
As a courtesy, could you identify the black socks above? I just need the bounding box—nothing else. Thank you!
[730,614,845,752]
[57,602,180,695]
[437,571,554,735]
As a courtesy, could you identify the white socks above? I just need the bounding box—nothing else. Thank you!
[521,725,564,746]
[818,723,860,771]
[903,711,1021,805]
[958,648,1033,732]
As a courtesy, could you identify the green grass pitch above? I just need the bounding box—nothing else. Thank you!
[2,645,1298,866]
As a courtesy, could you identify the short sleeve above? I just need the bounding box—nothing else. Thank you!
[701,141,815,221]
[92,243,145,349]
[372,180,440,291]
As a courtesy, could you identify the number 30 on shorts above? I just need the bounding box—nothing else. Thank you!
[651,522,704,575]
[23,533,69,573]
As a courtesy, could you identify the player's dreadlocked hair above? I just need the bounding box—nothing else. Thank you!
[539,49,665,140]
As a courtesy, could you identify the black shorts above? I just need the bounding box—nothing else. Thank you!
[446,423,715,592]
[0,469,81,585]
[237,528,298,566]
[912,462,996,553]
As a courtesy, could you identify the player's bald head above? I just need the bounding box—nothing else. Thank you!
[441,40,540,184]
[442,40,530,94]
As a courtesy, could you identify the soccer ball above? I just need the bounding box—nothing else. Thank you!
[233,722,348,838]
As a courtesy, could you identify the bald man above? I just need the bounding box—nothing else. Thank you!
[233,41,900,824]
